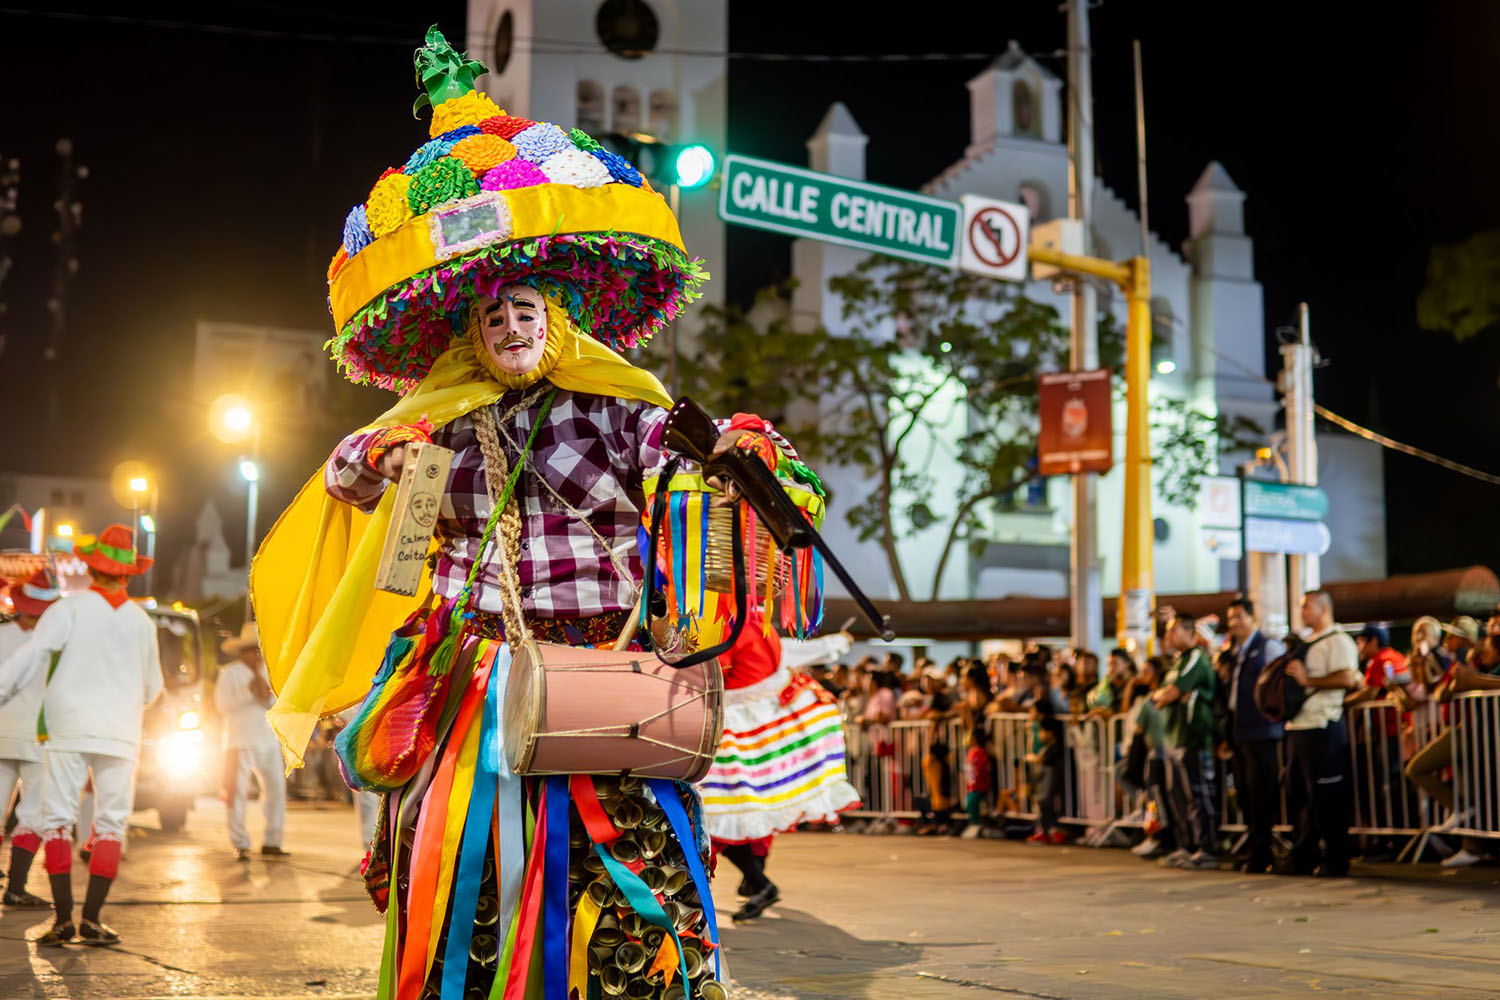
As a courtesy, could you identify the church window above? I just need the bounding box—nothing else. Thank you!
[1012,79,1040,138]
[612,85,642,134]
[647,89,678,140]
[577,80,605,133]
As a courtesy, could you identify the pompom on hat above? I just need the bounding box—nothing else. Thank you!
[72,524,153,577]
[326,25,708,391]
[7,567,59,618]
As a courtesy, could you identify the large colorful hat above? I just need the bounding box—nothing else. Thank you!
[6,567,59,618]
[326,26,707,391]
[72,524,152,577]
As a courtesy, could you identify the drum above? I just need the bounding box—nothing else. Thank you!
[502,639,724,782]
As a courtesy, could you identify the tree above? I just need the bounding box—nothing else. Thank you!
[1417,230,1500,342]
[680,256,1258,601]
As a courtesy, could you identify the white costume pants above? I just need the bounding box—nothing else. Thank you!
[0,757,44,837]
[43,751,136,843]
[228,745,286,850]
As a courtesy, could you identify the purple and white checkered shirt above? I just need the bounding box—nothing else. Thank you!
[326,388,668,620]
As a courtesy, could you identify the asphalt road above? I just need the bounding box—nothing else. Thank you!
[1,800,1497,999]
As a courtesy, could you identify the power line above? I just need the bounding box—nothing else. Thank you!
[0,9,1007,61]
[1206,342,1500,488]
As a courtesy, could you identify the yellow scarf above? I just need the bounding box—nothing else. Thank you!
[253,333,671,767]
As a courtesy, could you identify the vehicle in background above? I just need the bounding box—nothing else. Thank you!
[136,602,217,832]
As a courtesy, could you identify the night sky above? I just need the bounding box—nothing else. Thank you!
[2,2,1498,583]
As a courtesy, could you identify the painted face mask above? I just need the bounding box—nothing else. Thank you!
[477,284,548,376]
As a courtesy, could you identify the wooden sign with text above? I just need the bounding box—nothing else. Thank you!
[375,441,454,596]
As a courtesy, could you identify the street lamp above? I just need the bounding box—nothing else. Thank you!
[125,473,159,596]
[239,457,259,619]
[55,522,74,539]
[209,394,255,444]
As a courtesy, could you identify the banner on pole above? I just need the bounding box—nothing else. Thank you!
[1037,369,1113,476]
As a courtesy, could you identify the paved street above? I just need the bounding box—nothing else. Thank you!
[2,801,1498,999]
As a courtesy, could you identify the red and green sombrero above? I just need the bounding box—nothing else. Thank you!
[73,524,152,577]
[326,26,707,392]
[7,567,59,617]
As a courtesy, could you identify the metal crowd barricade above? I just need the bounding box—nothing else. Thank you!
[1451,690,1500,842]
[1345,698,1447,850]
[840,712,1115,832]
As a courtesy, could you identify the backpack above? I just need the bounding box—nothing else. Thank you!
[1253,633,1331,724]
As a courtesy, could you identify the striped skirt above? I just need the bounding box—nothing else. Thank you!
[700,668,860,844]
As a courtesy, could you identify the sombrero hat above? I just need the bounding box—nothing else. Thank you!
[7,567,59,618]
[72,524,152,576]
[325,25,706,392]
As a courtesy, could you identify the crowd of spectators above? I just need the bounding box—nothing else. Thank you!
[808,591,1500,872]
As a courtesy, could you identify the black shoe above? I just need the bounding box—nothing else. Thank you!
[36,921,77,947]
[260,845,291,857]
[78,919,121,945]
[3,888,51,908]
[235,848,251,862]
[731,883,779,922]
[1271,858,1317,877]
[1314,861,1350,879]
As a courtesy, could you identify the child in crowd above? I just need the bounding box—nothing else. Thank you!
[1026,709,1067,844]
[917,735,956,836]
[960,725,993,839]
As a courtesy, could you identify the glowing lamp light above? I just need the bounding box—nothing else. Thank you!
[1155,359,1177,375]
[128,476,149,494]
[209,394,256,444]
[178,710,200,730]
[140,514,156,533]
[224,407,253,433]
[673,144,715,189]
[239,460,260,483]
[56,523,74,538]
[156,728,205,779]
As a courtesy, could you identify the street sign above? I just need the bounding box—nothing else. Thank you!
[1198,475,1242,529]
[1037,369,1113,476]
[719,154,960,266]
[958,195,1030,281]
[1245,516,1331,556]
[1243,480,1329,522]
[1201,527,1244,560]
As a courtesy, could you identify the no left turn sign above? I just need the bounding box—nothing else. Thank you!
[958,194,1031,282]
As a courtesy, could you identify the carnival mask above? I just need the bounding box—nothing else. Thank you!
[475,285,548,376]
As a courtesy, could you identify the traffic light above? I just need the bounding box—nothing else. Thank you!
[601,133,717,189]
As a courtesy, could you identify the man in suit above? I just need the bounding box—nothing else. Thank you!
[1224,598,1285,873]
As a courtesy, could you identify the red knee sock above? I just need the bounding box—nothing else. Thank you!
[44,836,73,874]
[12,831,41,853]
[88,839,122,879]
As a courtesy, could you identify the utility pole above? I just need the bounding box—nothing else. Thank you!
[1065,0,1102,651]
[1281,302,1318,631]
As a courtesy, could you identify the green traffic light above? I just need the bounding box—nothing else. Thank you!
[673,144,715,188]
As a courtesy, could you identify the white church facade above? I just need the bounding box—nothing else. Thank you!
[463,3,1387,619]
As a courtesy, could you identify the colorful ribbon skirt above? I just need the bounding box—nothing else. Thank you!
[363,630,727,1000]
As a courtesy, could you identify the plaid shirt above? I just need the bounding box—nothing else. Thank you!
[326,389,667,620]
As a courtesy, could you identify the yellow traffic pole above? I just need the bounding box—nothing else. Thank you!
[1117,255,1154,652]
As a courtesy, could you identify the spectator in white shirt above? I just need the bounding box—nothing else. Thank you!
[1284,590,1360,877]
[0,525,162,946]
[214,623,288,861]
[0,568,60,908]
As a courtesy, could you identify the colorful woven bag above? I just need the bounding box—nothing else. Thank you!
[335,602,458,792]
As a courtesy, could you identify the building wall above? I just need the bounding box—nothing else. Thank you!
[791,46,1386,630]
[468,0,727,325]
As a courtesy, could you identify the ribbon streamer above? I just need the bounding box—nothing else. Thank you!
[544,776,571,1000]
[647,780,722,980]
